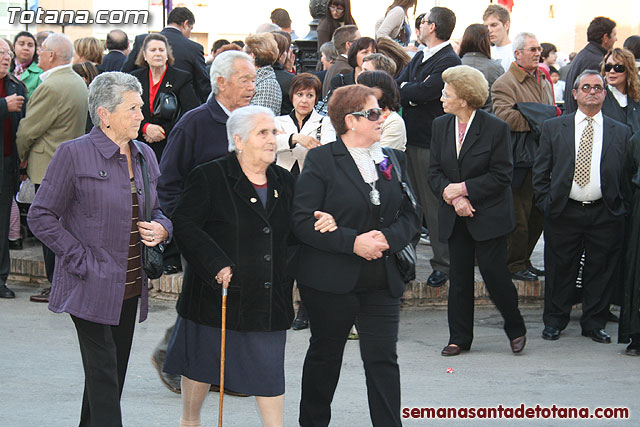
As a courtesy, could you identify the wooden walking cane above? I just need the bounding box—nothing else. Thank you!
[218,287,228,427]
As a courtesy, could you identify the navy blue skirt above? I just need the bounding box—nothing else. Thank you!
[163,316,286,397]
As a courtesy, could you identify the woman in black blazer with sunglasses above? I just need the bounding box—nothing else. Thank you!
[292,84,420,427]
[130,33,199,163]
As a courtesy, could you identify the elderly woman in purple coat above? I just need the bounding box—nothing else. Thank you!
[27,72,172,427]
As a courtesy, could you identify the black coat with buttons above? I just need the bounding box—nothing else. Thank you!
[172,153,296,332]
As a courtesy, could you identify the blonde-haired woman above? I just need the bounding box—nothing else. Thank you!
[429,65,526,357]
[601,47,640,134]
[245,33,282,115]
[73,37,103,65]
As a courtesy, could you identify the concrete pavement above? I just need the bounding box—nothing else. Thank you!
[1,281,637,426]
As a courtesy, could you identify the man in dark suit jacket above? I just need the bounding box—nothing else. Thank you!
[0,39,26,298]
[121,7,211,103]
[396,6,460,287]
[321,25,359,97]
[563,16,617,113]
[533,70,630,344]
[97,29,129,73]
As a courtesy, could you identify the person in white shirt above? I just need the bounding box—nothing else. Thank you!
[550,66,565,107]
[483,4,514,72]
[275,73,335,175]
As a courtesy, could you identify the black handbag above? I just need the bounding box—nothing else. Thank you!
[134,141,165,279]
[383,148,419,283]
[152,91,181,122]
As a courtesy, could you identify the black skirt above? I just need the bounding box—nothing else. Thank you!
[163,316,286,396]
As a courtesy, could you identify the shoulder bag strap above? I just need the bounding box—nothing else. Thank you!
[384,147,418,209]
[133,141,152,222]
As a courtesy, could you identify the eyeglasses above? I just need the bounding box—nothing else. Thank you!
[604,63,626,73]
[0,49,15,59]
[441,89,454,100]
[329,5,344,13]
[519,46,543,53]
[579,84,604,94]
[349,108,383,121]
[421,18,433,25]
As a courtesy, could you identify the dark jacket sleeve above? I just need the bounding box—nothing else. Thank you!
[121,34,144,73]
[190,43,212,104]
[428,117,451,199]
[464,118,513,203]
[532,120,554,213]
[291,149,359,254]
[172,165,233,281]
[157,125,192,216]
[380,150,421,253]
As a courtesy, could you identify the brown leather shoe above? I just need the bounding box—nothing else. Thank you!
[441,344,464,357]
[30,287,50,303]
[510,335,526,353]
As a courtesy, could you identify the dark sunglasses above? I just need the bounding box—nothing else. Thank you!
[604,63,626,73]
[349,108,383,121]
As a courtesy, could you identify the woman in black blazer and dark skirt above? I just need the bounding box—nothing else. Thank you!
[429,65,527,357]
[130,33,199,162]
[292,85,420,427]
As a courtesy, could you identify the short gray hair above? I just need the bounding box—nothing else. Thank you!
[88,72,142,127]
[512,32,537,53]
[226,106,275,152]
[210,50,254,95]
[573,69,604,90]
[44,33,74,63]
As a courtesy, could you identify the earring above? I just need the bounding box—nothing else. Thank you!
[351,128,355,131]
[106,124,110,128]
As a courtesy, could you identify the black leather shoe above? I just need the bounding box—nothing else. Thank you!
[626,340,640,356]
[607,310,619,323]
[292,318,309,330]
[542,326,560,340]
[581,329,611,344]
[527,265,545,276]
[511,269,538,281]
[8,239,23,250]
[163,265,181,275]
[0,283,15,299]
[427,270,448,287]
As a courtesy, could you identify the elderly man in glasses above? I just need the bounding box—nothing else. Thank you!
[491,32,555,283]
[533,70,630,344]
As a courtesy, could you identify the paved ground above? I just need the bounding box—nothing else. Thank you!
[1,281,637,427]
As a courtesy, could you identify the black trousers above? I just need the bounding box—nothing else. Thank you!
[71,296,139,427]
[298,285,401,427]
[543,200,624,331]
[33,183,55,282]
[0,156,16,283]
[448,217,526,349]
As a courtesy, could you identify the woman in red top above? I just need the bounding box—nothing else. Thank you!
[130,34,200,162]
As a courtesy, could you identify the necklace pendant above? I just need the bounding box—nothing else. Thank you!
[370,188,381,205]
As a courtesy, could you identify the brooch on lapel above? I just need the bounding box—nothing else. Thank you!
[274,189,279,198]
[379,157,393,181]
[165,82,173,88]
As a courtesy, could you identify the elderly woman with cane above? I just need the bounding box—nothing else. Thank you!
[163,105,337,427]
[27,72,171,426]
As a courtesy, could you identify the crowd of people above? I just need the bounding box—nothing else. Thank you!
[1,1,640,426]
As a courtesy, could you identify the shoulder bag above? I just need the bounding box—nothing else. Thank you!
[134,141,165,279]
[383,148,419,283]
[152,91,181,122]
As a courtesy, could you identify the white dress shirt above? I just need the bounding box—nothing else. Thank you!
[422,40,450,63]
[608,84,628,108]
[569,110,603,201]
